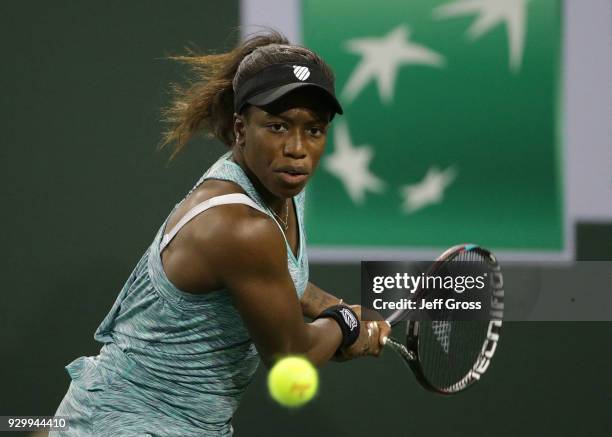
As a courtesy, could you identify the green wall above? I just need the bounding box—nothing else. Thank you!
[1,2,610,436]
[1,0,235,415]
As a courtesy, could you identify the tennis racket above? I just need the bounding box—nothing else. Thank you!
[383,244,504,394]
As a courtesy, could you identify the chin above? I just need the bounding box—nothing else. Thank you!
[277,184,305,198]
[270,175,309,198]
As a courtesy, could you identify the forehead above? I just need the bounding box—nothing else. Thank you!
[249,87,332,122]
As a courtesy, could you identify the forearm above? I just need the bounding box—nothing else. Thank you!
[258,317,342,368]
[302,317,343,367]
[300,281,343,319]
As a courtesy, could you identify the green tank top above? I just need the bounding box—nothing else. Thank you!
[67,151,309,435]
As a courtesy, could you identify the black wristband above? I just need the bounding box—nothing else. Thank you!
[315,305,360,350]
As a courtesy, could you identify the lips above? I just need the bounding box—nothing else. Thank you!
[275,165,309,185]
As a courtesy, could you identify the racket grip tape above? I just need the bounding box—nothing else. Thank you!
[385,337,417,362]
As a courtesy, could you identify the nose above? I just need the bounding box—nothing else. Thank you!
[283,130,307,159]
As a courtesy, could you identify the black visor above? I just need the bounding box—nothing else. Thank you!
[233,62,343,117]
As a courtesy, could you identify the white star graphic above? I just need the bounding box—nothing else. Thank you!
[400,166,458,214]
[324,121,385,205]
[342,25,445,104]
[434,0,530,72]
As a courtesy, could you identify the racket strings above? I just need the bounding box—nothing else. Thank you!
[419,250,490,391]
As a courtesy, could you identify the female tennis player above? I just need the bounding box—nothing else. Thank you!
[51,31,391,436]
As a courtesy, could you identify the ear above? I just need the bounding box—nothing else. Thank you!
[233,112,246,147]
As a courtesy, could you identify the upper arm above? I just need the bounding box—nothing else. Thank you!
[207,212,310,366]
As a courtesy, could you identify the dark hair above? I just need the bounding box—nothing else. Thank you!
[159,30,336,158]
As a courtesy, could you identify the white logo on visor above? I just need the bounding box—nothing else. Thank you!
[293,65,310,81]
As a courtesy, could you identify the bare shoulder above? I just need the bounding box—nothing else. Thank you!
[161,178,288,293]
[193,196,287,278]
[165,179,245,230]
[185,178,283,256]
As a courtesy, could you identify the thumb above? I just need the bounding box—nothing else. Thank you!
[379,321,391,346]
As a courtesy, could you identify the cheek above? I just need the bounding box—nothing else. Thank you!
[246,133,277,173]
[244,129,265,159]
[310,142,327,168]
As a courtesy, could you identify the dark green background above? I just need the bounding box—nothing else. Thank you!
[1,2,610,436]
[304,0,563,251]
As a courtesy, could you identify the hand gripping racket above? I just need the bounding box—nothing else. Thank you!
[383,244,504,394]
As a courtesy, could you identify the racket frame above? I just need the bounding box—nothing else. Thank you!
[384,244,503,395]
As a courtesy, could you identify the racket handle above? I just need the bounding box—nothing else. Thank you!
[385,336,416,361]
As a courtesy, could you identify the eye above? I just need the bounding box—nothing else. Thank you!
[267,123,287,133]
[308,126,326,138]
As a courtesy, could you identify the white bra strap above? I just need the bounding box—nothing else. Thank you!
[160,193,268,253]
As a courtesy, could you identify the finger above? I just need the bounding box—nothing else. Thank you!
[378,321,392,346]
[369,322,381,356]
[380,320,392,334]
[379,335,387,347]
[372,328,383,357]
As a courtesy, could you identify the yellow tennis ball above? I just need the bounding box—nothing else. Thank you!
[267,356,319,407]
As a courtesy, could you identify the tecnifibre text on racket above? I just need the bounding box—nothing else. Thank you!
[383,244,504,394]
